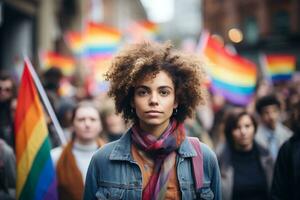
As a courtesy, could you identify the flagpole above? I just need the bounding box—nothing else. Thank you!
[196,30,209,53]
[24,57,67,145]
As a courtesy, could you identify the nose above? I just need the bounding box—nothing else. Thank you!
[84,119,92,128]
[237,126,245,135]
[149,92,159,106]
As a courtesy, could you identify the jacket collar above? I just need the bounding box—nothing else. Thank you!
[109,129,197,161]
[109,130,133,161]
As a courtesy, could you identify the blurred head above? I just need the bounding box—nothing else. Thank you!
[43,68,63,92]
[58,99,76,128]
[72,101,102,144]
[100,102,126,138]
[0,72,16,102]
[224,109,257,151]
[256,94,281,130]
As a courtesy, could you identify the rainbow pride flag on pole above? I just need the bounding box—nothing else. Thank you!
[15,61,58,200]
[261,54,296,82]
[199,32,257,105]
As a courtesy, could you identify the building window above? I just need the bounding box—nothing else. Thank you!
[244,17,259,45]
[272,10,290,35]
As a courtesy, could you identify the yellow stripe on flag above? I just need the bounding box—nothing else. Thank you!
[16,117,48,198]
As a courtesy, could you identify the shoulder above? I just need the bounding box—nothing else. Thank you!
[255,142,270,155]
[255,125,266,137]
[200,142,219,168]
[200,142,216,157]
[0,140,15,165]
[277,124,293,136]
[278,136,296,155]
[90,140,120,165]
[0,139,14,157]
[50,146,63,166]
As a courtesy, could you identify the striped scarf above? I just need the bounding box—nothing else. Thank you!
[131,120,185,200]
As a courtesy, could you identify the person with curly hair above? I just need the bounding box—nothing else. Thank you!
[84,41,221,200]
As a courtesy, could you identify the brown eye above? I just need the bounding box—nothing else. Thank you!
[136,89,148,97]
[159,89,170,96]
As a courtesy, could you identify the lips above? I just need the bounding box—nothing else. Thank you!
[145,110,163,117]
[145,110,163,114]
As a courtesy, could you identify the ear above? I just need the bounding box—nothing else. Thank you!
[173,101,178,109]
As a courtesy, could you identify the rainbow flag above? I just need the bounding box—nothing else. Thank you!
[126,20,159,42]
[65,22,121,57]
[41,52,76,77]
[65,22,121,95]
[83,22,121,57]
[64,32,85,54]
[15,61,58,200]
[200,32,257,105]
[262,54,296,82]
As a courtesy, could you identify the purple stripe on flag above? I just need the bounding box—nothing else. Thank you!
[44,179,58,200]
[34,157,58,200]
[211,86,253,105]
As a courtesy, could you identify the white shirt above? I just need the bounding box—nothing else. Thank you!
[51,141,99,183]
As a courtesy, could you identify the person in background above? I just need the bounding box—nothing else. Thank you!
[0,71,17,149]
[43,68,64,148]
[184,110,214,148]
[218,109,273,200]
[255,94,292,162]
[51,101,105,200]
[84,41,221,200]
[100,103,126,142]
[57,99,77,143]
[0,139,16,200]
[271,99,300,200]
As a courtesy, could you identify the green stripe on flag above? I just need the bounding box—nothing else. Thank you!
[19,137,52,200]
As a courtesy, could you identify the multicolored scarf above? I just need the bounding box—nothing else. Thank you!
[131,120,185,200]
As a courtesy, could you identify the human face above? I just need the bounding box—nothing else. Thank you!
[73,106,102,144]
[132,71,178,137]
[104,113,125,135]
[260,105,280,130]
[232,114,255,151]
[0,80,13,102]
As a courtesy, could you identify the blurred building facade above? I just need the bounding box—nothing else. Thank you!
[202,0,300,56]
[0,0,147,72]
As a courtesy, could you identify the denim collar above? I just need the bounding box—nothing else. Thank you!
[109,129,198,161]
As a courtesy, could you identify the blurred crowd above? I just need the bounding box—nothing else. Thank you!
[0,63,299,199]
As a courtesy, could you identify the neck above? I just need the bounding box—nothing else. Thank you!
[234,143,253,152]
[74,137,97,146]
[139,120,170,138]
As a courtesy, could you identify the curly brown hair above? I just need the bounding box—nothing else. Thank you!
[105,41,207,123]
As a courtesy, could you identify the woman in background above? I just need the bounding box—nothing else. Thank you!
[51,101,105,200]
[218,109,273,200]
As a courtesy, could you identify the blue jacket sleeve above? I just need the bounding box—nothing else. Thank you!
[210,152,222,200]
[83,154,99,200]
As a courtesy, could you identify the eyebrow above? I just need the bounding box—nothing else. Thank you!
[135,85,174,90]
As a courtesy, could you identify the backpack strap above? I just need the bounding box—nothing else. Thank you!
[188,137,204,191]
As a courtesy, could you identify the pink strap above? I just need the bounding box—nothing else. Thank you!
[188,137,204,190]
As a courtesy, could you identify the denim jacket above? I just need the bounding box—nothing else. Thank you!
[84,130,221,200]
